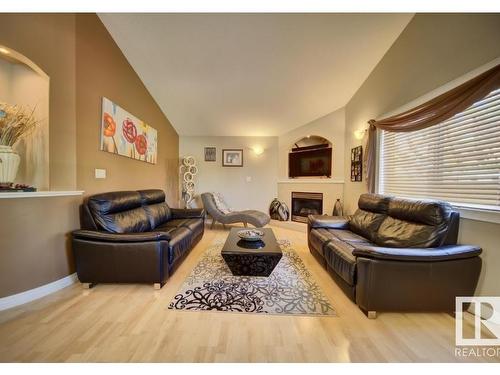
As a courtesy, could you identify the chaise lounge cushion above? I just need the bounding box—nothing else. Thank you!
[201,192,270,228]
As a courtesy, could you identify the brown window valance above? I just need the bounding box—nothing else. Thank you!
[365,63,500,193]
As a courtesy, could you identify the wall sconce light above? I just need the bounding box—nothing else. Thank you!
[252,145,264,156]
[354,128,367,140]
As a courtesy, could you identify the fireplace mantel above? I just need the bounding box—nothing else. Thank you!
[278,179,344,184]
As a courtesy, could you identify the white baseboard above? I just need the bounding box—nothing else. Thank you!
[0,273,78,311]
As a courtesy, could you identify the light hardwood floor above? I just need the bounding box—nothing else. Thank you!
[0,224,496,362]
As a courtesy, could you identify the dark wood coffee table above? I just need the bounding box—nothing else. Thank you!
[221,228,282,276]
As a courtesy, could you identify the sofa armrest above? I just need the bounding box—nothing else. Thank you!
[352,244,482,262]
[308,214,350,229]
[72,230,171,243]
[171,208,205,219]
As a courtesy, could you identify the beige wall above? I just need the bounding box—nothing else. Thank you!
[343,13,500,297]
[0,14,179,298]
[179,136,278,213]
[276,107,345,218]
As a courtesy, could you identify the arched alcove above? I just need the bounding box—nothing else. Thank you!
[288,135,333,178]
[290,135,331,150]
[0,45,50,189]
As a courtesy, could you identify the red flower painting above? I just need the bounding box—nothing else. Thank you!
[135,134,148,157]
[101,97,157,164]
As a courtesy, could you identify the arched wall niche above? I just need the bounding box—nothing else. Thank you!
[0,45,50,189]
[290,135,332,150]
[288,135,333,178]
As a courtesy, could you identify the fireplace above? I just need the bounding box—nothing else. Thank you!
[291,192,323,223]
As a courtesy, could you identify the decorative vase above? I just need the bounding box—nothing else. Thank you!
[0,145,20,186]
[333,199,343,216]
[269,198,290,221]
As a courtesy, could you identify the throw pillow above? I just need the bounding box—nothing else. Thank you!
[212,192,232,214]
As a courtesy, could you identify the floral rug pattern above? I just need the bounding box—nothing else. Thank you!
[168,240,336,316]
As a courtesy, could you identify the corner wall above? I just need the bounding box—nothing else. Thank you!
[0,14,180,298]
[343,13,500,214]
[179,136,278,212]
[343,13,500,297]
[277,107,346,217]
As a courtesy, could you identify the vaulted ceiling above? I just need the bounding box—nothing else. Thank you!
[99,13,413,136]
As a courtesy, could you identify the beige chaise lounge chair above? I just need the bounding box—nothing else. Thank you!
[201,192,271,229]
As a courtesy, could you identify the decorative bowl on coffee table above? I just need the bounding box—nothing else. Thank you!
[237,229,265,242]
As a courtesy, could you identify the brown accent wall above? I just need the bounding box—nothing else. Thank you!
[343,13,500,297]
[0,196,80,297]
[0,14,179,298]
[75,14,179,202]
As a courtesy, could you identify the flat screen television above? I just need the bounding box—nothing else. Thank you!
[288,147,332,178]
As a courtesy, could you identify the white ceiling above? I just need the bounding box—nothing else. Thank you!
[99,13,413,136]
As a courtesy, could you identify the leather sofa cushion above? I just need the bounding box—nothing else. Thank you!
[167,227,193,264]
[309,228,335,257]
[328,229,372,244]
[349,209,386,243]
[138,189,165,205]
[144,202,172,229]
[387,197,452,226]
[88,191,142,215]
[358,193,391,214]
[94,207,151,234]
[87,191,151,233]
[324,240,357,286]
[158,219,190,230]
[182,219,204,239]
[157,218,204,239]
[376,216,449,248]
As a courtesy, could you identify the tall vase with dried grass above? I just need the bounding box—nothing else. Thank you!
[0,103,39,187]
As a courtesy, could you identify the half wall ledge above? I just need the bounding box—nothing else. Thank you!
[0,191,84,199]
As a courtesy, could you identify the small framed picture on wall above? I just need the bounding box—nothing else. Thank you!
[222,149,243,167]
[350,145,363,182]
[204,147,216,161]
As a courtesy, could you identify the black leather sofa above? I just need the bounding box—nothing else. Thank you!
[308,193,482,318]
[72,189,205,289]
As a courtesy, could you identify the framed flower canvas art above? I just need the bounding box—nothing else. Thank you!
[100,97,158,164]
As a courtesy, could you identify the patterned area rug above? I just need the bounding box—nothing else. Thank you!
[168,240,336,316]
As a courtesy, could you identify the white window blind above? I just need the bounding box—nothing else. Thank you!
[379,88,500,210]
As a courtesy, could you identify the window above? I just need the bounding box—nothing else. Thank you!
[379,88,500,211]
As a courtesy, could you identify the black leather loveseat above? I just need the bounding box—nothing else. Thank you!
[308,193,482,318]
[72,189,205,289]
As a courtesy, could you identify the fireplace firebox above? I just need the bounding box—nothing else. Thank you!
[291,192,323,223]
